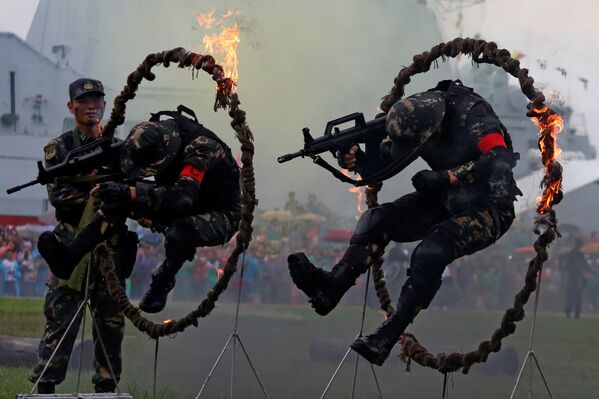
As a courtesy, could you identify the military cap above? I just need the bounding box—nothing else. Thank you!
[386,91,446,144]
[69,78,105,99]
[120,120,181,177]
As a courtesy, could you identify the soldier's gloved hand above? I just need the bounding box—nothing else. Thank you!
[411,170,451,194]
[337,145,362,170]
[97,182,132,203]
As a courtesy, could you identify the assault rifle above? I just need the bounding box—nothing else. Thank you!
[6,138,123,194]
[277,112,424,187]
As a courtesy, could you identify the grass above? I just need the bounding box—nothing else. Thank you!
[1,296,598,398]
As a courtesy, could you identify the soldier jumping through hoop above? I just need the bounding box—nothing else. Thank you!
[287,80,522,366]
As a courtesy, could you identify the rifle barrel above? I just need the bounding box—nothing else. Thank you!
[277,150,305,164]
[6,179,40,195]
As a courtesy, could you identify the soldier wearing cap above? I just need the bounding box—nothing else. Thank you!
[288,80,521,366]
[31,78,128,394]
[38,106,242,313]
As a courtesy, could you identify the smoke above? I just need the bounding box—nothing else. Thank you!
[35,0,451,215]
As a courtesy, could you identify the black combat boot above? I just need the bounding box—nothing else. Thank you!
[139,260,183,313]
[351,284,423,366]
[38,214,111,280]
[95,380,116,393]
[288,245,371,316]
[37,382,55,394]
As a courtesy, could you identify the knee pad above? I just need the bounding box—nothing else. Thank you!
[165,221,197,262]
[350,203,394,245]
[409,233,454,289]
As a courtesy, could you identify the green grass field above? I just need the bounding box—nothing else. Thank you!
[1,296,598,398]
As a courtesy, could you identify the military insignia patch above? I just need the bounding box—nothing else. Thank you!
[84,81,94,90]
[44,144,57,160]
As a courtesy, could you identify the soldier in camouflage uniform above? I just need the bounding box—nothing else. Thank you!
[39,106,242,313]
[288,80,521,366]
[31,78,129,394]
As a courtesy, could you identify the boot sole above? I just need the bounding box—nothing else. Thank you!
[139,302,165,313]
[288,253,320,298]
[350,338,388,366]
[288,253,337,316]
[139,278,175,313]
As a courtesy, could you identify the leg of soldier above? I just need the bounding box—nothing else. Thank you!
[564,283,574,317]
[30,284,84,393]
[352,203,515,365]
[289,192,450,316]
[38,210,125,280]
[90,276,124,393]
[573,284,584,319]
[139,211,237,313]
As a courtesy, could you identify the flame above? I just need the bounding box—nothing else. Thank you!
[163,319,175,325]
[529,105,564,214]
[222,8,239,18]
[196,10,215,28]
[217,267,224,280]
[341,169,367,215]
[196,9,241,84]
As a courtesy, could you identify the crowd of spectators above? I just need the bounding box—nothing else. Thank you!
[2,192,599,317]
[0,226,49,297]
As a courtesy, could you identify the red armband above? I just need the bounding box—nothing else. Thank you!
[180,164,205,183]
[478,133,507,154]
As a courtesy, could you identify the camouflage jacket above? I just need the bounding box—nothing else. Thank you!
[383,80,521,212]
[44,128,102,225]
[132,124,241,222]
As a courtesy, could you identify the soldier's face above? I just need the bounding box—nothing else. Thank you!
[68,94,106,126]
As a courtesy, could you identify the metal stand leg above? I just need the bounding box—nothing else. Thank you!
[195,252,271,399]
[319,268,384,399]
[152,338,159,399]
[509,266,554,399]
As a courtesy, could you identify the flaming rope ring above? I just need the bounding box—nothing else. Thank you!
[367,37,563,374]
[92,47,256,339]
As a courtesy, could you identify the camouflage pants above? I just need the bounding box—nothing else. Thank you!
[347,191,514,307]
[379,192,514,254]
[29,274,124,389]
[162,211,239,263]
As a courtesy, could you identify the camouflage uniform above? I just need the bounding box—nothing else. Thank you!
[30,127,125,392]
[112,116,241,312]
[370,79,520,259]
[289,80,520,365]
[113,117,240,259]
[122,119,241,247]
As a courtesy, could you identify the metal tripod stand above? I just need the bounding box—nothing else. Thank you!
[195,253,271,399]
[509,264,554,399]
[319,268,384,399]
[24,252,129,399]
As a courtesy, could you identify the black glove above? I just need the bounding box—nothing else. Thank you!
[411,170,451,194]
[336,145,362,171]
[98,182,131,203]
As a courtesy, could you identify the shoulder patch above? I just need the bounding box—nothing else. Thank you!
[44,143,57,160]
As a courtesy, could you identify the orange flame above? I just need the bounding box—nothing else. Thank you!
[341,169,367,215]
[222,8,239,18]
[217,267,224,280]
[163,319,175,325]
[529,105,564,214]
[196,10,215,28]
[196,9,241,84]
[96,120,103,138]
